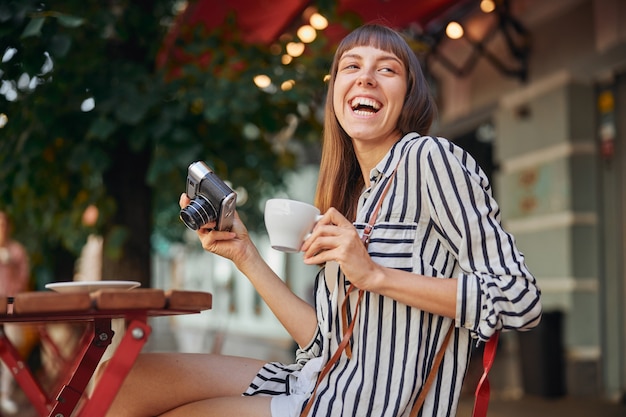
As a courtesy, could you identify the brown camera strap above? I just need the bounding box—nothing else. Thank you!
[409,325,454,417]
[299,171,393,417]
[300,163,455,417]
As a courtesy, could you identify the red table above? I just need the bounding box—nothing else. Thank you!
[0,288,212,417]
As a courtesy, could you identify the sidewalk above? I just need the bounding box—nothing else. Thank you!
[457,394,626,417]
[7,388,626,416]
[455,330,626,417]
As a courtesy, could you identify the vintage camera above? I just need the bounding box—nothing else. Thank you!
[180,161,237,231]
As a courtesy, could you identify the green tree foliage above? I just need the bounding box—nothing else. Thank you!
[0,0,334,287]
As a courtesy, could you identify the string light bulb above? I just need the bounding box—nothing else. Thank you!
[445,21,464,39]
[286,42,305,57]
[281,80,296,91]
[309,13,328,30]
[253,74,271,89]
[297,25,316,43]
[480,0,496,13]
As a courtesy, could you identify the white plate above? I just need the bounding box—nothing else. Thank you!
[45,280,141,293]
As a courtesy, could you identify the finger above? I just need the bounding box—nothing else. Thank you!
[322,207,353,227]
[305,218,358,251]
[179,193,191,209]
[197,228,237,253]
[198,226,214,234]
[199,221,218,232]
[199,225,233,240]
[301,222,333,252]
[303,246,336,266]
[302,209,348,249]
[302,232,343,261]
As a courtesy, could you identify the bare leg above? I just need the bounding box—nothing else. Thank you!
[159,395,272,417]
[100,353,268,417]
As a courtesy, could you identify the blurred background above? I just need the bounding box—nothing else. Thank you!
[1,0,625,415]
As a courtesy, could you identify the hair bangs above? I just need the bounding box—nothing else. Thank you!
[335,24,412,69]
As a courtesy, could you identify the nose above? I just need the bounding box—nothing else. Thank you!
[356,70,376,87]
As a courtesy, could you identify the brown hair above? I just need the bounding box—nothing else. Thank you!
[314,24,436,221]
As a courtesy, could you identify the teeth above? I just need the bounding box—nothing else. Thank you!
[351,97,381,110]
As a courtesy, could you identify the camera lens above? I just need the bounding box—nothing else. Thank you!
[179,195,217,230]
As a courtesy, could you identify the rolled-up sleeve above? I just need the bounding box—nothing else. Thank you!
[424,138,542,341]
[458,270,542,341]
[295,326,323,365]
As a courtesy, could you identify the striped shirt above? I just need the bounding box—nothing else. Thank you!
[244,133,542,417]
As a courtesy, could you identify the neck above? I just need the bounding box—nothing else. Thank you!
[355,151,383,187]
[352,133,402,187]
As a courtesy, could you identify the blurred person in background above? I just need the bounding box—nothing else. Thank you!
[0,210,31,415]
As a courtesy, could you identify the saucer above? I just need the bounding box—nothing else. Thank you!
[45,280,141,293]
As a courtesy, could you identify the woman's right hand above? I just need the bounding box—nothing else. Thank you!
[179,193,258,267]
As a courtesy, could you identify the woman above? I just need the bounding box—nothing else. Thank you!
[103,23,541,417]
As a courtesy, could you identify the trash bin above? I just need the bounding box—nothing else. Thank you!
[517,311,566,397]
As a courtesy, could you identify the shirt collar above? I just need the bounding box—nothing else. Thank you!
[368,132,422,184]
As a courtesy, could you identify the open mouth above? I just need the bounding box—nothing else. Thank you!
[350,97,381,115]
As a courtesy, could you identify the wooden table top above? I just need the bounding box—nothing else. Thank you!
[0,288,212,323]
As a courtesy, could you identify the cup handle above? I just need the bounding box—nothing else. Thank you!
[304,215,324,241]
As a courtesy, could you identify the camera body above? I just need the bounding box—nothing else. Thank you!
[180,161,237,231]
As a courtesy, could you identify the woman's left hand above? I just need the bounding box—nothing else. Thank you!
[302,207,382,291]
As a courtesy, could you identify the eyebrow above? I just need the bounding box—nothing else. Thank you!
[340,52,402,65]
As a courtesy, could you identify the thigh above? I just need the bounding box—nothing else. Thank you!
[159,395,273,417]
[103,353,267,417]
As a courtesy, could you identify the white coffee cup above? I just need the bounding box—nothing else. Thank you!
[264,198,322,252]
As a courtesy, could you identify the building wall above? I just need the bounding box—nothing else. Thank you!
[495,79,600,396]
[433,0,626,398]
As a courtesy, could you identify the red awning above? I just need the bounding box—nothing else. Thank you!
[180,0,311,45]
[337,0,464,30]
[158,0,461,68]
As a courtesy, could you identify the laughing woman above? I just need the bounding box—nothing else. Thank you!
[102,23,541,417]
